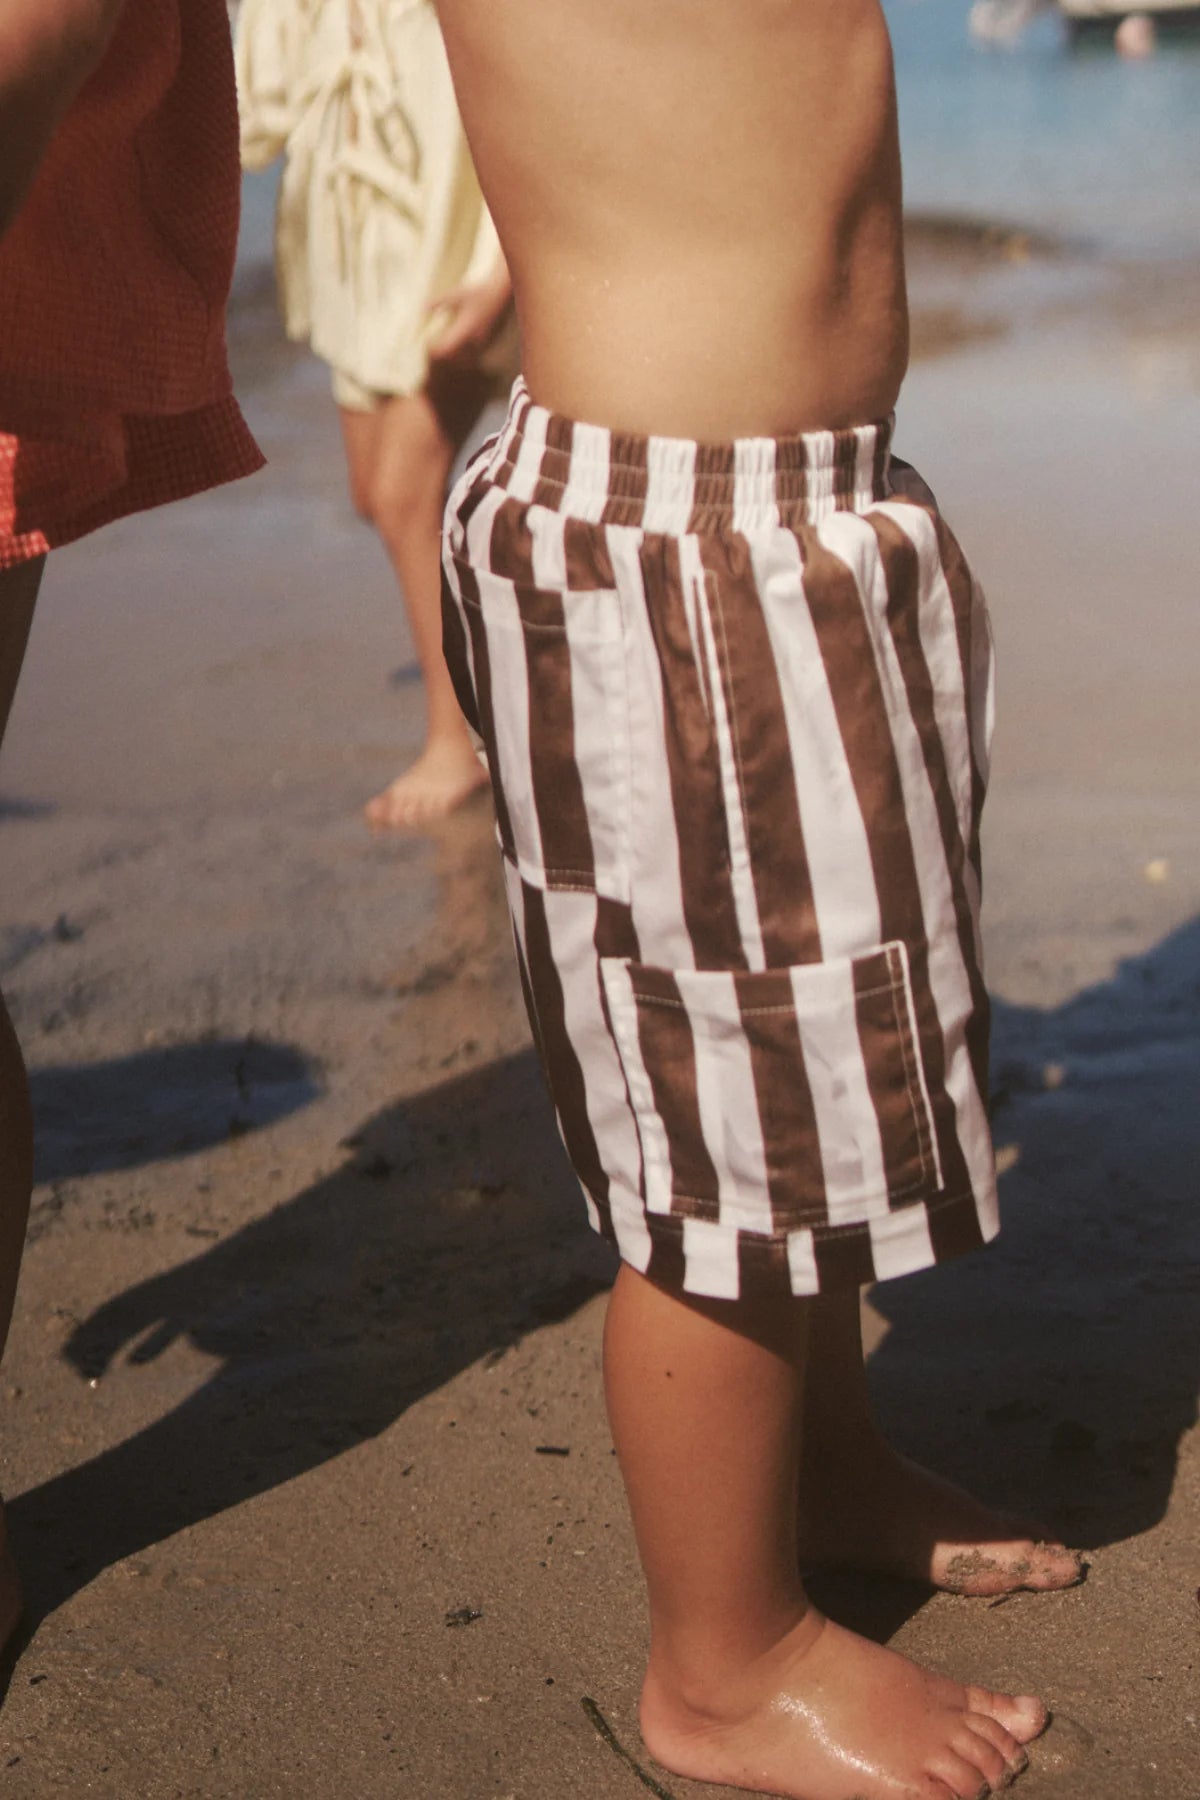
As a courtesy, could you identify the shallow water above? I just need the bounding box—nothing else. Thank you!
[887,0,1200,256]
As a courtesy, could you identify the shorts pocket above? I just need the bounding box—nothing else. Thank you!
[450,554,631,901]
[600,940,942,1232]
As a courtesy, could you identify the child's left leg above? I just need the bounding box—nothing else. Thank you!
[798,1290,1081,1594]
[340,366,491,828]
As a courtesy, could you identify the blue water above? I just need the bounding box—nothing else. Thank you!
[887,0,1200,257]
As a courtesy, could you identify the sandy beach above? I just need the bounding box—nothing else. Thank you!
[0,187,1196,1796]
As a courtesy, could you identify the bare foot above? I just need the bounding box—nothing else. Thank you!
[642,1607,1045,1799]
[799,1438,1083,1597]
[364,738,487,830]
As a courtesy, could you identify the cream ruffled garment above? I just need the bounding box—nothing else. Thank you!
[235,0,512,397]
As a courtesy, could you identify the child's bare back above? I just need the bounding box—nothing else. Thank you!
[436,0,908,438]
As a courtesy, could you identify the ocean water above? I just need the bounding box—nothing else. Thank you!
[886,0,1200,257]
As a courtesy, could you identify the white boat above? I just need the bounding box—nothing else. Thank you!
[971,0,1200,39]
[1059,0,1200,20]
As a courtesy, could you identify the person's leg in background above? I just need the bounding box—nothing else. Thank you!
[0,553,47,1648]
[340,364,492,829]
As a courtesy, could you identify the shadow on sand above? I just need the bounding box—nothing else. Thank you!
[0,798,54,825]
[813,915,1199,1641]
[867,912,1199,1559]
[30,1038,320,1187]
[8,916,1198,1646]
[11,1044,614,1627]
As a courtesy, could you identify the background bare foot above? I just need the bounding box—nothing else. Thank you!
[364,740,487,830]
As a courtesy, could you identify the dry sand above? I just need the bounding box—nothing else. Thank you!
[0,201,1196,1797]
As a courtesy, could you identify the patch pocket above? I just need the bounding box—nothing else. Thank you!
[451,555,631,901]
[600,940,942,1232]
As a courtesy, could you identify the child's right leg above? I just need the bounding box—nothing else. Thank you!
[607,1264,1045,1799]
[798,1290,1081,1596]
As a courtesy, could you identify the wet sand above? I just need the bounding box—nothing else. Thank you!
[0,207,1196,1796]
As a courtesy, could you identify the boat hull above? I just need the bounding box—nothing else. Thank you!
[1061,0,1200,17]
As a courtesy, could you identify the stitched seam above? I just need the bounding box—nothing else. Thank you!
[503,848,599,895]
[885,961,934,1195]
[628,1188,990,1237]
[631,983,895,1015]
[705,572,753,860]
[598,965,651,1209]
[454,566,622,635]
[659,1179,980,1224]
[611,564,635,888]
[458,595,617,637]
[631,989,895,1015]
[802,1186,982,1238]
[458,593,567,633]
[887,1178,927,1200]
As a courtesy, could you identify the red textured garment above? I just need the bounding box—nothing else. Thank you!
[0,0,264,568]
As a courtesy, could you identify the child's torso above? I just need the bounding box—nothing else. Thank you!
[435,0,910,438]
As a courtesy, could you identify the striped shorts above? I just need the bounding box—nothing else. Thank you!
[441,378,999,1301]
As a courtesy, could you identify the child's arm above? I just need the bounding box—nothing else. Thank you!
[0,0,128,240]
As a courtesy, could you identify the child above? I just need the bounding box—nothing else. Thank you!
[235,0,517,828]
[0,0,263,1653]
[434,2,1080,1796]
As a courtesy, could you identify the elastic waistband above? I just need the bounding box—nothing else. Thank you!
[481,378,894,532]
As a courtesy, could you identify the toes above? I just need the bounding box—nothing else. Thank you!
[365,780,475,828]
[954,1721,1014,1790]
[365,791,418,829]
[1027,1542,1085,1589]
[998,1521,1085,1590]
[926,1746,995,1798]
[966,1712,1030,1780]
[364,794,399,827]
[966,1687,1047,1744]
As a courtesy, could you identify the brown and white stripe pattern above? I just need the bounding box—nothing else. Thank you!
[442,379,999,1301]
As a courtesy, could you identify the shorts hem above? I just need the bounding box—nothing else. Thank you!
[597,1181,999,1300]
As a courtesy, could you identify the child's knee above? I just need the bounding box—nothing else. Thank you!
[368,458,445,546]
